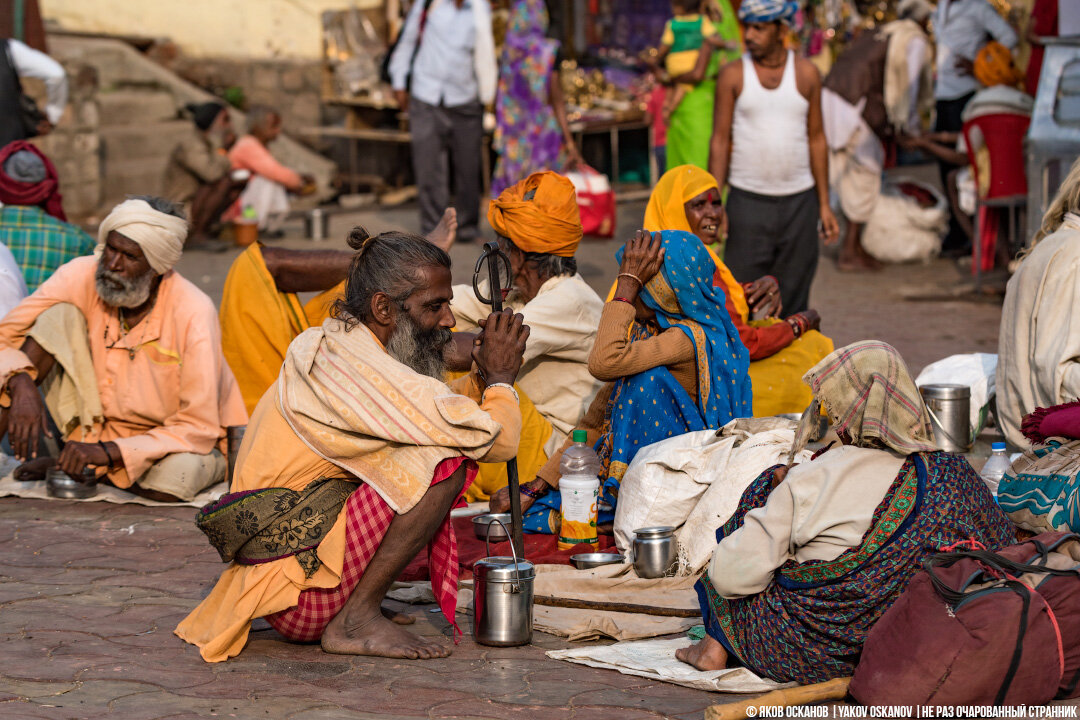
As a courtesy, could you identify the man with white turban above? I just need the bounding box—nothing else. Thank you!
[0,195,247,501]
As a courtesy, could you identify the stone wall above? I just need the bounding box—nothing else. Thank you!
[172,58,327,147]
[26,63,103,220]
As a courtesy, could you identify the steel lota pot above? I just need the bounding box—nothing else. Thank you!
[920,384,972,453]
[633,526,677,578]
[304,208,329,241]
[46,467,97,499]
[473,519,535,646]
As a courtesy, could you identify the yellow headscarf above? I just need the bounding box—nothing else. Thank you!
[643,165,749,320]
[487,171,582,257]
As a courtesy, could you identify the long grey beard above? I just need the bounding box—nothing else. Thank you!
[95,263,155,309]
[386,313,451,379]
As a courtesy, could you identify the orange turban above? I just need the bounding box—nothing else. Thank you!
[974,42,1022,88]
[487,171,582,257]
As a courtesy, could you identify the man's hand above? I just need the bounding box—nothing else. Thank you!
[8,372,50,461]
[472,309,529,387]
[394,90,410,114]
[819,205,840,246]
[57,441,114,479]
[955,56,976,77]
[616,230,665,298]
[744,276,782,318]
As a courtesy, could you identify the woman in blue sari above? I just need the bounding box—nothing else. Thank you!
[504,230,753,533]
[676,341,1014,683]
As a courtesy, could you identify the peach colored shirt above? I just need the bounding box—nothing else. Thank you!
[228,135,302,191]
[0,256,248,486]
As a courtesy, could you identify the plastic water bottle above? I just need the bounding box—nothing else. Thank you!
[980,441,1011,499]
[558,430,602,551]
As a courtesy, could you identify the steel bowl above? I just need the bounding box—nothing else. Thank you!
[472,513,511,542]
[46,468,97,499]
[570,552,624,570]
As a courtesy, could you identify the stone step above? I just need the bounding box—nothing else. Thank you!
[101,156,167,205]
[98,89,178,127]
[99,119,191,161]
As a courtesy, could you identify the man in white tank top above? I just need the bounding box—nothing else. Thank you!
[707,0,838,315]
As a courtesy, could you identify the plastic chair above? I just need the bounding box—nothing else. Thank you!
[961,113,1030,288]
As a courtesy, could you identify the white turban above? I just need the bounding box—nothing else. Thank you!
[96,199,187,275]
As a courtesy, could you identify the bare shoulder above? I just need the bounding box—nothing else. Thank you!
[793,55,822,98]
[718,58,744,93]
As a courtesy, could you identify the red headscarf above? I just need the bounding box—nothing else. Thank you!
[0,141,66,221]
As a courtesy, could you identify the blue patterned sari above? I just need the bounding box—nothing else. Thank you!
[523,231,752,534]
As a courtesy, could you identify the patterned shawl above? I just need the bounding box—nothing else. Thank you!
[278,319,503,514]
[803,340,937,455]
[196,476,356,578]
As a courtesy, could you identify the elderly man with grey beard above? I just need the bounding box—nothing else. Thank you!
[177,228,528,662]
[0,195,247,502]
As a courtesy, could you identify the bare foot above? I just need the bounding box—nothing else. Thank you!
[14,456,55,481]
[427,208,457,253]
[321,611,450,659]
[675,635,729,671]
[837,251,881,273]
[381,605,415,625]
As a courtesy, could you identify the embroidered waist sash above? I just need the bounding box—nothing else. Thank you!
[196,476,357,578]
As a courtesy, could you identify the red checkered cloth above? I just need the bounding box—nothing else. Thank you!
[265,457,475,642]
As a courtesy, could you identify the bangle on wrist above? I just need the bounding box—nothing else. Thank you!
[612,296,634,305]
[98,441,114,470]
[483,382,519,403]
[520,483,547,499]
[786,316,803,339]
[617,272,643,287]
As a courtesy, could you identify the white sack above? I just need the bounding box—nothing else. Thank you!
[613,418,813,574]
[862,179,947,264]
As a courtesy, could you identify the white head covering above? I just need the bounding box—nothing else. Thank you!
[96,199,187,275]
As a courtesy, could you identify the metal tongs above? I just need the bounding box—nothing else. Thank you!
[472,241,525,558]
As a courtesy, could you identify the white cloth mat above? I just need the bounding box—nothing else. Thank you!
[547,637,794,693]
[0,458,224,508]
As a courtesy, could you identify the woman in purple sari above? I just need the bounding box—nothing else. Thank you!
[491,0,581,196]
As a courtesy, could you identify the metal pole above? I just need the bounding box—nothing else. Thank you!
[479,242,525,559]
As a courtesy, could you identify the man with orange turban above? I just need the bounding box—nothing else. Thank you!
[448,171,604,502]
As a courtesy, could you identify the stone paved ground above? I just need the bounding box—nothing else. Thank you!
[1,190,1008,720]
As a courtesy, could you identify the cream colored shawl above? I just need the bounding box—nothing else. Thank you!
[278,318,503,513]
[997,213,1080,448]
[881,19,933,132]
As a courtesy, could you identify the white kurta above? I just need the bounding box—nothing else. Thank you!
[708,445,905,599]
[451,273,605,451]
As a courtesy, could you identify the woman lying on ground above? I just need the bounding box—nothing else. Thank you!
[643,164,835,417]
[492,229,753,532]
[676,340,1014,683]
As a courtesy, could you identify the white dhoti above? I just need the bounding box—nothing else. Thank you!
[823,89,885,225]
[237,175,290,232]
